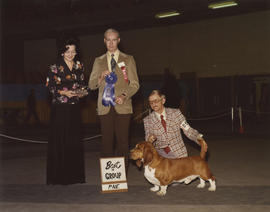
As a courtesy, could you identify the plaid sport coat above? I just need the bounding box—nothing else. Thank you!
[143,108,201,158]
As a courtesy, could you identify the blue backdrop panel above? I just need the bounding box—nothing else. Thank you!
[0,84,47,101]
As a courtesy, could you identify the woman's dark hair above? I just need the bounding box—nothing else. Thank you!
[57,37,81,62]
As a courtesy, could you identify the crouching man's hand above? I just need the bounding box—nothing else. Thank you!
[147,135,157,143]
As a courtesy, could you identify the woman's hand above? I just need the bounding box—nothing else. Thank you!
[59,90,76,98]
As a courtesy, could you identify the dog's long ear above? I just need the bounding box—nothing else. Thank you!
[135,159,142,167]
[143,145,153,166]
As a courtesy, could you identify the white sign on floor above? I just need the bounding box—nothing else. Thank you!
[100,157,128,193]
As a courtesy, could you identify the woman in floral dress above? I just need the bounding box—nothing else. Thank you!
[46,39,88,185]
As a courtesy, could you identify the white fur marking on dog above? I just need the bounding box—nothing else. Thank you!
[208,179,216,191]
[197,178,205,188]
[184,175,198,184]
[144,165,160,186]
[157,185,168,196]
[150,185,160,192]
[174,175,199,184]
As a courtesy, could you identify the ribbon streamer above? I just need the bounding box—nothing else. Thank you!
[121,67,129,83]
[102,72,118,106]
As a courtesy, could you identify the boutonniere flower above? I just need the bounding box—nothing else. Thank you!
[117,62,128,83]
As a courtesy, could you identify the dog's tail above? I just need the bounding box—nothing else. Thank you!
[198,138,208,160]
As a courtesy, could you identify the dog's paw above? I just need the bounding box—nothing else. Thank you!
[197,178,205,188]
[208,179,216,191]
[156,190,166,196]
[150,185,159,192]
[197,183,205,189]
[208,186,216,191]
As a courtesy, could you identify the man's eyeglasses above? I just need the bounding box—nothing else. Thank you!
[149,99,162,105]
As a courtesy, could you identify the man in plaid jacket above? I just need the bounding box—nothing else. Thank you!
[143,90,205,159]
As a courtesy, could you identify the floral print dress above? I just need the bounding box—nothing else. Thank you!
[46,58,87,185]
[46,59,87,104]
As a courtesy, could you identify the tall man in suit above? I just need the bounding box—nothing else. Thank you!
[144,90,205,159]
[89,28,139,170]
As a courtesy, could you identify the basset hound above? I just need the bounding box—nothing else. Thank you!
[130,138,216,196]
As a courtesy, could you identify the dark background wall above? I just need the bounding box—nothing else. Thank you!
[1,8,270,123]
[18,11,270,78]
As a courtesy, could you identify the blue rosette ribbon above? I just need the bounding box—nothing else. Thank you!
[102,72,118,106]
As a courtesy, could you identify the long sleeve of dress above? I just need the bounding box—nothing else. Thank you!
[46,64,63,101]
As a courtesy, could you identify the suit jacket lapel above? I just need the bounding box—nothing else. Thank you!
[150,112,159,125]
[114,52,128,82]
[100,55,109,71]
[118,52,124,63]
[165,108,173,133]
[116,52,125,73]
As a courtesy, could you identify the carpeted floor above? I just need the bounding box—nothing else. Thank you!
[1,120,270,211]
